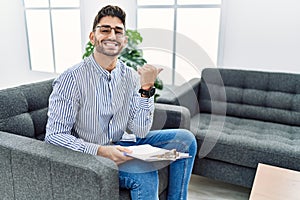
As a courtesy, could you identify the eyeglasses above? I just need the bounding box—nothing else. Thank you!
[95,25,125,38]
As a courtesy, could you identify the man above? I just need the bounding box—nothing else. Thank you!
[45,5,196,200]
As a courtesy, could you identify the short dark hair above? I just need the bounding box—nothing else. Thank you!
[92,5,126,31]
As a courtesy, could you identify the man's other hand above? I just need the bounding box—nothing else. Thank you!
[137,64,163,89]
[97,145,133,165]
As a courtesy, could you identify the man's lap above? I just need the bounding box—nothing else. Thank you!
[116,128,195,173]
[117,129,195,152]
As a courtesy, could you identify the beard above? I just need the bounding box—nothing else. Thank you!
[94,38,124,57]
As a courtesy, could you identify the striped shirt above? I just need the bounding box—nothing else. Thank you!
[45,55,154,155]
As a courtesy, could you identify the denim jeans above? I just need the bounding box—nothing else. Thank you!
[117,129,197,200]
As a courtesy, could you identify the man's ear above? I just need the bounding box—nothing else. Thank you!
[89,32,95,45]
[124,35,128,46]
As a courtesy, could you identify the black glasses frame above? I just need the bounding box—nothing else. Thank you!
[95,25,125,37]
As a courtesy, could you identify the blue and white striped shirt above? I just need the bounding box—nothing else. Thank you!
[45,55,154,155]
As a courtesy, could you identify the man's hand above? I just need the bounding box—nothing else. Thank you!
[137,64,163,89]
[97,145,133,165]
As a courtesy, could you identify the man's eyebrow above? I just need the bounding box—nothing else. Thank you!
[99,24,124,29]
[114,26,124,30]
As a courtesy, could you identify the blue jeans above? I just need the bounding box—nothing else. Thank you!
[116,129,197,200]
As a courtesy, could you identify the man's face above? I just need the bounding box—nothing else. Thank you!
[90,16,127,57]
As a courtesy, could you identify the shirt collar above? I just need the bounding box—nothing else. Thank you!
[88,54,120,79]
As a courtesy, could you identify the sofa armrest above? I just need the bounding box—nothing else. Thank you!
[157,78,201,117]
[0,131,119,200]
[151,103,191,131]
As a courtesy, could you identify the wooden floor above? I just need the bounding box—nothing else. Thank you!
[188,175,251,200]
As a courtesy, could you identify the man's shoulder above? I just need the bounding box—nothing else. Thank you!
[65,59,90,75]
[60,58,94,78]
[53,60,91,85]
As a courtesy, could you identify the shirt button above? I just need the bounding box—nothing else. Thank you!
[110,120,113,124]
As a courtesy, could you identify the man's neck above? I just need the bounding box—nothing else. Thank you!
[93,52,118,72]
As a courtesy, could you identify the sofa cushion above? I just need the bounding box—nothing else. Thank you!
[30,108,49,140]
[199,68,300,126]
[0,113,35,138]
[191,113,300,170]
[20,79,53,140]
[0,87,35,138]
[0,79,53,140]
[19,80,52,112]
[0,87,28,119]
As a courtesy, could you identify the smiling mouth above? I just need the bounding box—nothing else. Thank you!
[102,40,119,47]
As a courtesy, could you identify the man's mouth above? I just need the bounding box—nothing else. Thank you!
[102,40,119,47]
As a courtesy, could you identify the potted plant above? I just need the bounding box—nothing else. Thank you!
[82,29,163,100]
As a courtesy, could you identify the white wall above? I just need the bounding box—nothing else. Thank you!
[1,0,300,90]
[0,0,136,89]
[0,0,57,89]
[219,0,300,73]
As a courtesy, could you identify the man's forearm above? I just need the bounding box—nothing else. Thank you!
[45,131,99,155]
[128,97,154,137]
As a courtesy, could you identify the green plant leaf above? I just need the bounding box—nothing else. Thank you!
[154,77,163,90]
[82,41,94,59]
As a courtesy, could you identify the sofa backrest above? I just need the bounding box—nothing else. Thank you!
[199,68,300,126]
[0,79,53,140]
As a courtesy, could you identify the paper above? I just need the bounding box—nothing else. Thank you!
[125,144,191,162]
[120,132,136,142]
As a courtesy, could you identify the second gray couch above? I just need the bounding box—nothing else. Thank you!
[158,68,300,188]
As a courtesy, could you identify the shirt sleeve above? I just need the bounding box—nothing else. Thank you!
[127,73,155,138]
[45,72,100,155]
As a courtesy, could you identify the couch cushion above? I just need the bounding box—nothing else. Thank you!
[0,113,35,138]
[0,87,28,119]
[19,79,53,112]
[199,68,300,126]
[30,108,49,140]
[0,79,53,140]
[191,113,300,170]
[0,87,35,138]
[20,79,53,140]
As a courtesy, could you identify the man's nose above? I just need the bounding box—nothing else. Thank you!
[107,29,117,39]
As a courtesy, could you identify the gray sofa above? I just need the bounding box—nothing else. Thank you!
[157,68,300,188]
[0,79,190,199]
